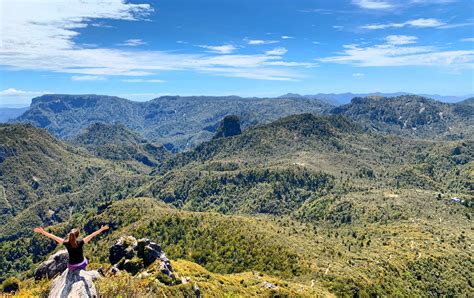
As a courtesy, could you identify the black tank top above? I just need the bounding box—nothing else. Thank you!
[63,239,85,264]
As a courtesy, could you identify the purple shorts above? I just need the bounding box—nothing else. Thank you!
[67,257,88,271]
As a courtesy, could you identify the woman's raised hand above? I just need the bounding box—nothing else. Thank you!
[34,227,45,234]
[100,225,109,231]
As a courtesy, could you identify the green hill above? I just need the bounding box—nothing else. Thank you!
[13,94,331,151]
[332,95,473,139]
[71,123,170,167]
[0,124,147,239]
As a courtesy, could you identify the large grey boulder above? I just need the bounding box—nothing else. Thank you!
[49,269,100,298]
[34,249,68,280]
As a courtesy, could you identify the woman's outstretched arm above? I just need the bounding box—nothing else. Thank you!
[34,227,64,244]
[83,225,109,244]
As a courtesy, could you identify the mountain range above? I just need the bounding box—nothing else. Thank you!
[8,94,474,152]
[1,107,472,296]
[278,92,473,105]
[12,94,331,152]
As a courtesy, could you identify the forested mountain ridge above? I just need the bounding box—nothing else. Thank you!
[0,124,147,239]
[13,94,332,151]
[71,123,170,167]
[332,95,473,139]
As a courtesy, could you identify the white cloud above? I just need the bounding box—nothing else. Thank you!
[361,18,445,30]
[281,36,294,39]
[71,75,106,81]
[461,38,474,42]
[0,88,52,106]
[120,39,146,46]
[0,88,49,97]
[0,0,310,81]
[319,42,474,69]
[199,44,237,54]
[265,47,288,56]
[353,73,364,77]
[385,35,418,45]
[247,39,279,45]
[352,0,393,9]
[122,79,165,83]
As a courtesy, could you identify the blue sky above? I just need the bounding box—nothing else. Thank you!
[0,0,473,106]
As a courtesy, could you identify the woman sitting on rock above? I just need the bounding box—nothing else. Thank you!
[34,225,109,271]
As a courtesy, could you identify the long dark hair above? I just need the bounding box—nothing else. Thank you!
[64,228,79,248]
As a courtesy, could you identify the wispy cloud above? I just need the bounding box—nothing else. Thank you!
[319,38,474,69]
[122,79,165,83]
[353,73,364,77]
[385,35,418,45]
[461,37,474,42]
[199,44,238,54]
[0,0,310,81]
[352,0,393,10]
[281,36,294,39]
[120,39,147,46]
[71,75,106,81]
[247,39,279,45]
[265,47,288,56]
[0,88,50,97]
[361,18,445,30]
[0,88,52,106]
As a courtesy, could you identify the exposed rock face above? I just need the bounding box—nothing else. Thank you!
[109,236,137,265]
[213,115,242,139]
[109,236,174,277]
[49,269,100,298]
[34,249,68,280]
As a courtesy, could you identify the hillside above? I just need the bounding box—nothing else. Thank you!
[8,196,472,296]
[71,123,170,167]
[13,94,331,151]
[0,124,147,239]
[1,114,472,296]
[149,114,473,198]
[331,95,473,139]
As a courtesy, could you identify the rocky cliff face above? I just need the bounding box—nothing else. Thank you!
[213,115,242,139]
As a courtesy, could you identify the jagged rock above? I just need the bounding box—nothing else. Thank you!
[213,115,242,139]
[108,265,121,276]
[193,283,201,298]
[34,249,68,280]
[158,261,173,278]
[109,236,137,265]
[137,238,163,267]
[49,269,100,298]
[262,281,277,290]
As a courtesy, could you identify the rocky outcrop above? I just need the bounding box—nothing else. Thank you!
[109,236,137,265]
[109,236,175,279]
[213,115,242,139]
[49,269,100,298]
[34,249,68,280]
